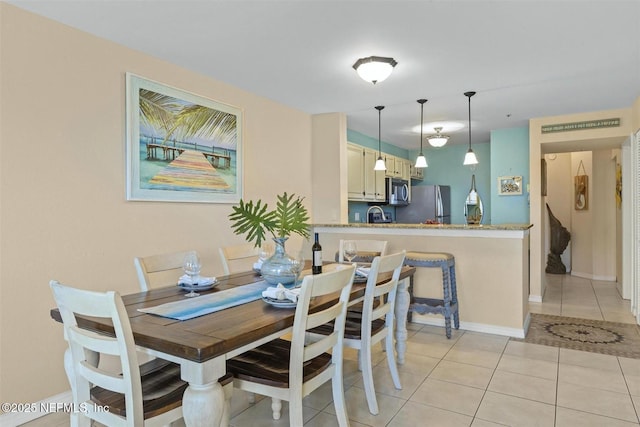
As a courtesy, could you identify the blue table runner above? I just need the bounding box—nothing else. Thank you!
[139,281,272,321]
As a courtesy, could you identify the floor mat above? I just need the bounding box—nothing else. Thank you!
[512,313,640,359]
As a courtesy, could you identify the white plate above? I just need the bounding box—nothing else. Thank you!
[353,275,368,283]
[262,296,297,308]
[177,279,218,291]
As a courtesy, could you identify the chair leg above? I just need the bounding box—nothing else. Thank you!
[450,264,460,329]
[441,264,452,339]
[271,398,282,420]
[385,328,402,390]
[332,373,349,427]
[289,397,304,427]
[360,344,379,415]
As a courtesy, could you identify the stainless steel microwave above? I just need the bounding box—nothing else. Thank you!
[386,178,410,206]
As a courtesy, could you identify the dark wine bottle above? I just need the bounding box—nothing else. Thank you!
[312,233,322,274]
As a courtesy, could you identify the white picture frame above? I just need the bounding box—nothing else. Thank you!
[126,73,243,203]
[498,176,523,196]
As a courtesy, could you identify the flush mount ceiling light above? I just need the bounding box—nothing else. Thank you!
[374,106,387,171]
[428,127,449,148]
[352,56,398,84]
[415,99,428,169]
[463,91,479,166]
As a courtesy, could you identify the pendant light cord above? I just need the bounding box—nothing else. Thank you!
[464,91,476,150]
[417,99,427,155]
[468,96,471,150]
[375,105,384,156]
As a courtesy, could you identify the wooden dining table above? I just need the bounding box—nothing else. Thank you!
[50,264,415,427]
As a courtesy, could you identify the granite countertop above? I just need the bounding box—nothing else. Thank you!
[313,223,533,231]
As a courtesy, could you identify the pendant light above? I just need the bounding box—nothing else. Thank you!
[415,99,428,168]
[374,106,387,171]
[463,91,479,166]
[428,127,449,147]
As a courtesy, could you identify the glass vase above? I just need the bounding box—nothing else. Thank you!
[260,237,296,285]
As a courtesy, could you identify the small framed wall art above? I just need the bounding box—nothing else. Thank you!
[498,176,523,196]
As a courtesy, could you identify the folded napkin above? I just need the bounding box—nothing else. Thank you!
[262,283,300,303]
[356,267,370,278]
[178,275,216,286]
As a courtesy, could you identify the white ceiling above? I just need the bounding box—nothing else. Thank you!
[8,0,640,150]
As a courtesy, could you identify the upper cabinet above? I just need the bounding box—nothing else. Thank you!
[348,143,385,202]
[347,144,365,199]
[399,158,411,181]
[409,163,424,180]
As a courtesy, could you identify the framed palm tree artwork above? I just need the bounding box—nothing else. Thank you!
[126,73,242,203]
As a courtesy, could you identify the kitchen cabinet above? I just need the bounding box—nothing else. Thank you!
[347,144,365,199]
[348,143,385,202]
[410,163,424,180]
[399,158,411,180]
[383,155,395,178]
[384,154,405,178]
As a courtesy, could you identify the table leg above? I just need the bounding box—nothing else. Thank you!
[395,277,410,364]
[183,382,225,427]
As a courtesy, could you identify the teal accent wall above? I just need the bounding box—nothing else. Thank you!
[490,127,530,224]
[347,126,531,225]
[348,202,395,224]
[347,129,409,159]
[409,143,491,224]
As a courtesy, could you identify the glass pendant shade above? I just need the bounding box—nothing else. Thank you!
[415,154,428,168]
[427,127,449,147]
[463,149,479,165]
[373,105,386,170]
[353,56,397,84]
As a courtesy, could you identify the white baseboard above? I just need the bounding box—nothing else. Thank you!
[409,315,526,339]
[571,270,592,279]
[0,390,72,427]
[570,271,616,282]
[529,295,543,303]
[591,275,617,282]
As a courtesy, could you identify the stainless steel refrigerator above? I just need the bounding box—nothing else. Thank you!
[396,185,451,224]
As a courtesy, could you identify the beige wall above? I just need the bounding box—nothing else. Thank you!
[315,227,530,334]
[570,152,594,277]
[0,4,313,405]
[590,150,617,281]
[311,113,348,224]
[544,153,572,271]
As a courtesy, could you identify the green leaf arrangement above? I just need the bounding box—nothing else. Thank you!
[229,192,310,248]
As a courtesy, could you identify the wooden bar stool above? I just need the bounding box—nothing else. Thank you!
[404,251,459,338]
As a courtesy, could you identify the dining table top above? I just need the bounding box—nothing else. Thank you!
[50,265,415,364]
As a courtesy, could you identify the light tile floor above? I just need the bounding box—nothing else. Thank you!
[22,274,640,427]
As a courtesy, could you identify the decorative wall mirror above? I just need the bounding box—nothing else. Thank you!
[464,174,483,224]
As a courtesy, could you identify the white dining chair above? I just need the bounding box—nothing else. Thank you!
[218,242,262,275]
[310,251,406,415]
[337,239,388,263]
[133,251,234,424]
[134,250,195,291]
[226,265,356,426]
[50,280,187,427]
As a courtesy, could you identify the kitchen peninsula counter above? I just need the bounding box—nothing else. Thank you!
[313,223,532,337]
